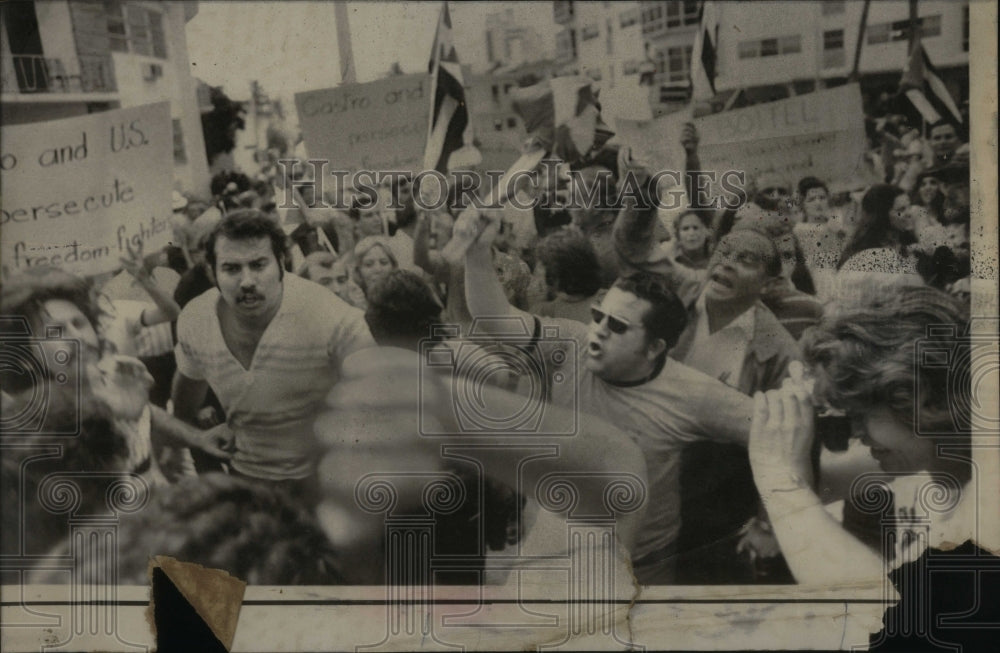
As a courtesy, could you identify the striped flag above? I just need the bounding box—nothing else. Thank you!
[510,76,614,165]
[899,41,962,124]
[690,0,719,102]
[423,2,469,174]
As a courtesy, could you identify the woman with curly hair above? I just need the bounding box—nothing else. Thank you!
[748,286,974,585]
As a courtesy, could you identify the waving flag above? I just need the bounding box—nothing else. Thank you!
[423,2,469,173]
[510,76,614,165]
[690,1,719,102]
[898,40,962,125]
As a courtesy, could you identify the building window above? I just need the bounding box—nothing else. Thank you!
[666,1,681,28]
[823,29,845,68]
[779,35,801,54]
[821,1,845,16]
[867,16,942,45]
[172,118,186,164]
[103,1,168,59]
[738,40,759,59]
[606,19,613,55]
[682,0,700,25]
[620,8,639,29]
[491,84,499,102]
[582,24,599,41]
[493,119,503,132]
[105,1,129,52]
[760,38,779,57]
[667,46,692,82]
[823,29,844,50]
[624,60,639,75]
[506,117,517,129]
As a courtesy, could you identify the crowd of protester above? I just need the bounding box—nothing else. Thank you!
[1,101,977,590]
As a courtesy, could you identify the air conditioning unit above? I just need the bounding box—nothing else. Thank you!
[142,63,163,81]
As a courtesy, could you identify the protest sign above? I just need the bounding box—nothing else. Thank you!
[696,83,873,187]
[295,74,430,181]
[1,102,173,277]
[613,84,874,191]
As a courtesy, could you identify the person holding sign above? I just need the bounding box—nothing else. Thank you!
[171,210,375,492]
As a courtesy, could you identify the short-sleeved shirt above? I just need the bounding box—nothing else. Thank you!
[175,273,375,480]
[524,314,754,562]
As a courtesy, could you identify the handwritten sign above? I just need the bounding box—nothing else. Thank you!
[1,102,173,277]
[613,84,873,188]
[295,74,430,181]
[697,83,871,185]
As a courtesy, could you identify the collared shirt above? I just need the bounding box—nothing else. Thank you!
[175,273,375,480]
[681,294,756,387]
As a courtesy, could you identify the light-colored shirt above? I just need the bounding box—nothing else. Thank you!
[530,315,754,563]
[681,295,756,387]
[101,299,174,358]
[175,274,375,480]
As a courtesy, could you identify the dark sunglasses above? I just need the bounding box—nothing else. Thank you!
[590,306,631,335]
[762,187,789,196]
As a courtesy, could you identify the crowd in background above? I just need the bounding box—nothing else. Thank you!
[1,93,977,590]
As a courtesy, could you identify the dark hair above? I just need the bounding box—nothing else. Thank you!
[81,473,346,585]
[535,228,602,297]
[204,209,288,275]
[802,286,971,473]
[722,227,783,278]
[797,176,828,198]
[912,172,946,219]
[837,184,916,269]
[364,270,442,350]
[611,272,687,350]
[2,400,132,557]
[0,267,107,393]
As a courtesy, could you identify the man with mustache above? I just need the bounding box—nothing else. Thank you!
[171,210,375,493]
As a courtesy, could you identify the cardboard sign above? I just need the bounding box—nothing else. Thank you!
[697,83,872,186]
[1,102,174,277]
[295,74,430,181]
[613,84,873,189]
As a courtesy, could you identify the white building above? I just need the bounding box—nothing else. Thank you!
[1,0,210,196]
[485,9,551,70]
[711,1,968,104]
[552,1,700,115]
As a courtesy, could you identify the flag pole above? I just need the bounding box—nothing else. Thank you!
[848,0,871,83]
[335,1,356,84]
[423,2,445,170]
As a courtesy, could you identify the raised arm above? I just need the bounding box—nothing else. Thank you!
[119,241,181,324]
[317,347,649,549]
[749,387,884,585]
[458,207,535,336]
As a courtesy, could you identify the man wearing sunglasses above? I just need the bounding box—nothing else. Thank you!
[457,206,755,585]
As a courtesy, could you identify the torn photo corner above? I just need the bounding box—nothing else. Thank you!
[1,1,997,651]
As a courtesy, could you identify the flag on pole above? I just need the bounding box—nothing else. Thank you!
[690,1,719,102]
[510,77,614,165]
[898,41,962,124]
[423,2,469,173]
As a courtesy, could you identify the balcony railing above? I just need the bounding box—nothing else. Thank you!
[1,54,117,95]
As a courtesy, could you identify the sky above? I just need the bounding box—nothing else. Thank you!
[186,1,556,111]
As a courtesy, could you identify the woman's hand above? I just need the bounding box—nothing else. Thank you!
[749,373,816,493]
